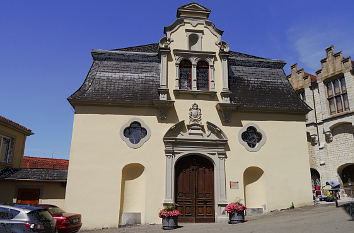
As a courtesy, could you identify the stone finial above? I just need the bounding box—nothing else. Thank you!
[326,45,334,56]
[291,64,298,74]
[189,103,202,123]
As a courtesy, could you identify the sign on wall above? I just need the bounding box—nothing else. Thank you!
[230,181,239,189]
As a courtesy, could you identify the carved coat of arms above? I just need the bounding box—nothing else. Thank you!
[189,103,202,123]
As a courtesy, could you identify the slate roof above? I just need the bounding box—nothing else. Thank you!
[228,56,311,113]
[68,48,161,104]
[69,43,310,113]
[0,168,67,182]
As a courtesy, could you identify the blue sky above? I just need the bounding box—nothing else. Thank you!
[1,0,353,159]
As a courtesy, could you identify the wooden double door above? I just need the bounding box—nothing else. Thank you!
[175,155,215,223]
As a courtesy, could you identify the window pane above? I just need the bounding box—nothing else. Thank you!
[329,98,336,114]
[0,137,11,163]
[123,122,147,145]
[327,82,333,97]
[196,61,209,91]
[334,80,340,95]
[336,96,343,112]
[179,60,192,90]
[0,207,10,220]
[343,93,350,110]
[340,78,347,92]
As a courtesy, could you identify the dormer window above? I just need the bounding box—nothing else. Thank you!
[179,60,192,90]
[174,50,215,92]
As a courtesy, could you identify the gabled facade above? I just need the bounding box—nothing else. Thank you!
[0,115,33,169]
[288,46,354,194]
[66,3,313,230]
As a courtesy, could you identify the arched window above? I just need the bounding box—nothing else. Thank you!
[197,61,209,91]
[179,60,192,90]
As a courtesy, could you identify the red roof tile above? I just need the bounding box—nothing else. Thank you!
[0,115,33,135]
[304,72,317,82]
[21,156,69,169]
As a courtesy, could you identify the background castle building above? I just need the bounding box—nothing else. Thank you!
[66,3,313,230]
[288,46,354,194]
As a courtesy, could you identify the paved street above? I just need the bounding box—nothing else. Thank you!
[82,204,353,233]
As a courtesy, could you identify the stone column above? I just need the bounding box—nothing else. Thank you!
[192,63,197,91]
[209,64,215,91]
[175,63,180,90]
[220,54,229,92]
[164,153,174,204]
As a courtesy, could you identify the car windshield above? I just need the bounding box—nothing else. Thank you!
[28,210,53,222]
[48,207,65,215]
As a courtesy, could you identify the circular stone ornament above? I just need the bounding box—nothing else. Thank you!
[238,123,266,152]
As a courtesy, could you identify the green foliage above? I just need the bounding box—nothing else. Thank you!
[163,205,177,212]
[290,202,295,209]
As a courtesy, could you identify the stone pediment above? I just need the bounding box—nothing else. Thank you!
[177,2,211,19]
[163,121,227,142]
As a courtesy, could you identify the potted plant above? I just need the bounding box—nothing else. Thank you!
[158,205,181,230]
[225,202,247,224]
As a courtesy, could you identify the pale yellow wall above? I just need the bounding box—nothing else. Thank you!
[65,106,167,230]
[66,104,313,229]
[0,181,66,208]
[0,124,27,168]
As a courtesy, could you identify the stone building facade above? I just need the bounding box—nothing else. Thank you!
[288,46,354,193]
[65,3,313,230]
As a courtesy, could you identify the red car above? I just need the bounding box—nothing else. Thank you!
[37,204,82,233]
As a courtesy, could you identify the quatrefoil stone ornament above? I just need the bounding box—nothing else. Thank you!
[238,123,266,152]
[120,118,151,149]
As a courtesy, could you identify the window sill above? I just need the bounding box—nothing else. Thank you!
[173,89,217,97]
[323,110,353,121]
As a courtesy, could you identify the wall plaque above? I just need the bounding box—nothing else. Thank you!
[230,181,239,189]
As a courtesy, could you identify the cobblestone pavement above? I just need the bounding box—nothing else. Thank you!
[82,204,353,233]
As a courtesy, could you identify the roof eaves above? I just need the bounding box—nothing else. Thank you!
[0,116,33,136]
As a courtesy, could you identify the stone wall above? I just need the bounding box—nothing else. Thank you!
[288,45,354,188]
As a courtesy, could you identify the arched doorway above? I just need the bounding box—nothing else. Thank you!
[338,163,354,197]
[175,154,215,223]
[310,168,321,187]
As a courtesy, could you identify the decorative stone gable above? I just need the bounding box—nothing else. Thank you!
[288,63,313,91]
[316,45,353,82]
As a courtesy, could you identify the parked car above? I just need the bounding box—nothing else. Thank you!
[0,203,56,233]
[37,204,81,233]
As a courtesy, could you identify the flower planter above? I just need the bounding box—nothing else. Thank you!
[228,211,245,224]
[162,216,178,230]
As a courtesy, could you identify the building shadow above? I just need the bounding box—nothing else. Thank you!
[341,202,354,221]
